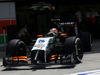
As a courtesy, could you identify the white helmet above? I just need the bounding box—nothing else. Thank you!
[49,28,58,36]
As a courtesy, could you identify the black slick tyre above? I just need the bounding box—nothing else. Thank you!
[63,36,84,63]
[6,39,27,57]
[80,32,92,52]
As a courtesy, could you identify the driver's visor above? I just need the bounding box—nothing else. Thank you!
[53,30,58,32]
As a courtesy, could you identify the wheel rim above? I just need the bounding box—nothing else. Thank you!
[17,41,27,56]
[75,38,83,61]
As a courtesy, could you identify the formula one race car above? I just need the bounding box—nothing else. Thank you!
[2,21,91,68]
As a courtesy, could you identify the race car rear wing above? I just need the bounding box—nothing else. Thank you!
[60,22,78,36]
[60,22,76,27]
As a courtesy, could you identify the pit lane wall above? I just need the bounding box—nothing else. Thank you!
[0,2,16,47]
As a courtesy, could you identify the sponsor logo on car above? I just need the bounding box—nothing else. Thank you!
[39,40,45,43]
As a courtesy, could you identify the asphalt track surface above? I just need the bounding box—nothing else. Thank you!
[0,39,100,75]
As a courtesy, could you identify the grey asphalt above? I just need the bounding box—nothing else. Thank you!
[0,39,100,75]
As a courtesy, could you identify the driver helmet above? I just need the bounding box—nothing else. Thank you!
[49,28,58,36]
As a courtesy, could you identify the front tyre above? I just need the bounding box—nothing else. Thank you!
[63,37,84,63]
[6,39,27,57]
[75,38,84,63]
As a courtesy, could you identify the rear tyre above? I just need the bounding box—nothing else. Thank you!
[80,32,92,52]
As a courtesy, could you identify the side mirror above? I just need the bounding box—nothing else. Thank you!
[60,33,67,36]
[37,35,43,37]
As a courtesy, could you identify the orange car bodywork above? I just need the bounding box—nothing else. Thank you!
[13,56,28,62]
[50,54,61,61]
